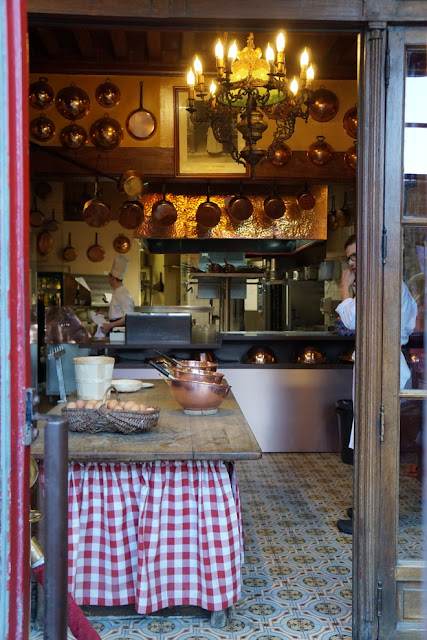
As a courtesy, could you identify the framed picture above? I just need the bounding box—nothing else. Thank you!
[174,87,248,177]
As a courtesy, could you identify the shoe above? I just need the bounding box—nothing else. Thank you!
[337,519,353,535]
[347,507,353,519]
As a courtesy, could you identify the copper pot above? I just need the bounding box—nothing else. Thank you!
[196,186,221,229]
[227,185,253,222]
[310,88,339,122]
[152,185,177,227]
[95,78,121,108]
[169,367,224,384]
[243,345,277,364]
[90,115,123,151]
[117,200,144,229]
[113,234,131,254]
[264,186,286,220]
[83,179,112,227]
[343,106,357,139]
[307,136,334,166]
[29,77,55,110]
[60,124,88,150]
[296,345,327,364]
[344,141,358,172]
[267,142,292,167]
[56,83,90,120]
[30,114,56,142]
[297,185,316,210]
[169,378,230,411]
[87,232,105,262]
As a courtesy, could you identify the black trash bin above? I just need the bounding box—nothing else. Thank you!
[336,399,354,465]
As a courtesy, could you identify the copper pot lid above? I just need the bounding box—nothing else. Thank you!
[30,114,56,142]
[95,78,121,108]
[29,77,55,110]
[60,124,88,150]
[310,88,339,122]
[343,106,358,138]
[56,83,90,120]
[90,115,123,151]
[307,136,334,166]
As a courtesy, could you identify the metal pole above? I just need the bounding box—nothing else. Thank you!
[42,415,69,640]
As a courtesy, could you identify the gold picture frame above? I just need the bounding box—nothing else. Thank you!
[174,87,249,178]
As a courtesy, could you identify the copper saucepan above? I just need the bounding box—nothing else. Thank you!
[263,185,286,220]
[83,179,112,227]
[297,184,316,210]
[87,232,105,262]
[30,197,45,228]
[155,350,218,372]
[63,233,78,262]
[196,185,221,229]
[152,184,177,227]
[227,184,253,222]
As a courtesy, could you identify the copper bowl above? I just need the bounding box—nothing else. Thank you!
[267,142,292,167]
[176,359,218,371]
[307,136,334,166]
[168,366,224,384]
[243,346,277,364]
[296,346,327,364]
[169,378,231,411]
[310,88,339,122]
[56,84,90,120]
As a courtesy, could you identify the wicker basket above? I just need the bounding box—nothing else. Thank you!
[62,386,160,434]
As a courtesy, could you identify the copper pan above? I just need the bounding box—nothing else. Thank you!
[118,200,144,229]
[87,233,105,262]
[152,184,177,227]
[155,350,218,372]
[196,185,221,229]
[83,179,112,227]
[169,367,224,384]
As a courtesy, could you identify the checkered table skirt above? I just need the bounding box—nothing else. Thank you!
[57,460,244,613]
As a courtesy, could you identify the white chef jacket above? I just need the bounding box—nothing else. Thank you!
[335,281,418,448]
[109,285,134,321]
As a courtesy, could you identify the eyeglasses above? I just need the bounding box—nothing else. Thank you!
[346,253,356,264]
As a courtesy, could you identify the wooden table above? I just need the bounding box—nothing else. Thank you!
[32,380,261,625]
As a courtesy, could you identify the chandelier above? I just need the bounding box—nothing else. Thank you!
[186,32,315,175]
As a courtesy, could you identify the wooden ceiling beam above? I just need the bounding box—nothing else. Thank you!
[72,29,95,58]
[110,30,129,60]
[146,31,162,61]
[35,27,61,58]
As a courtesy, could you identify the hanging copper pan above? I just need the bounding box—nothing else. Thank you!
[83,179,112,227]
[310,88,339,122]
[30,197,45,227]
[126,82,156,141]
[63,233,78,262]
[267,142,292,167]
[113,234,131,254]
[196,185,221,229]
[60,124,88,151]
[344,141,358,172]
[95,78,121,108]
[118,200,144,229]
[87,233,105,262]
[307,136,334,166]
[56,83,90,120]
[152,185,177,227]
[45,208,59,232]
[90,115,123,151]
[227,184,253,222]
[119,170,144,198]
[263,185,286,220]
[343,106,358,138]
[38,230,53,256]
[297,185,316,210]
[29,77,55,110]
[30,114,56,142]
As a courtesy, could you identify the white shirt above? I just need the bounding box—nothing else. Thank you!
[335,281,418,448]
[109,285,134,321]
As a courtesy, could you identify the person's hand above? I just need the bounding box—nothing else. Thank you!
[101,322,111,334]
[340,267,355,300]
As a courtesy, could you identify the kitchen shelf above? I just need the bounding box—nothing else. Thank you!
[189,272,266,279]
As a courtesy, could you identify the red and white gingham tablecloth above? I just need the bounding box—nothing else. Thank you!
[64,460,244,613]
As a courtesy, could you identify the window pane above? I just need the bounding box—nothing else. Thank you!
[402,227,425,391]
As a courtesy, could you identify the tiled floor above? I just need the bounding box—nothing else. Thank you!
[30,452,423,640]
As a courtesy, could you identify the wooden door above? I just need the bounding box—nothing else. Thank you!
[379,26,427,639]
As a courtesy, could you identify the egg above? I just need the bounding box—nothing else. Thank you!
[94,400,103,409]
[76,399,86,409]
[114,405,123,411]
[145,406,156,413]
[124,400,136,411]
[138,404,147,412]
[107,399,119,410]
[66,401,77,409]
[85,401,95,410]
[119,401,127,408]
[129,405,140,412]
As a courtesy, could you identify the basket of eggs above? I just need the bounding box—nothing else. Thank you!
[62,385,160,434]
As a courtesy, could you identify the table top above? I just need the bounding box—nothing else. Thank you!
[31,380,262,463]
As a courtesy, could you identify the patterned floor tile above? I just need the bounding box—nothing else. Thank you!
[30,452,420,640]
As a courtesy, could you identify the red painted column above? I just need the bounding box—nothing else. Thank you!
[6,1,30,638]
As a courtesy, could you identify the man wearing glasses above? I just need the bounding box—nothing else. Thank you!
[335,234,417,534]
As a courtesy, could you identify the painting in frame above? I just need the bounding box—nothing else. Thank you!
[174,87,248,178]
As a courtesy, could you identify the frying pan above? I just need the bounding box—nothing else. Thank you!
[45,208,59,232]
[63,233,78,262]
[87,233,105,262]
[227,184,253,222]
[263,185,286,220]
[113,234,131,254]
[297,184,316,210]
[83,179,112,228]
[126,82,156,141]
[196,185,221,229]
[117,199,144,229]
[119,170,144,197]
[30,197,45,227]
[152,184,177,227]
[38,230,53,255]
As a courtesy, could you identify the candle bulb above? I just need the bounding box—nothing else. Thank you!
[194,56,204,86]
[187,68,195,100]
[290,76,299,96]
[266,42,275,74]
[276,32,285,71]
[227,40,238,74]
[300,48,309,80]
[215,40,224,68]
[306,64,314,87]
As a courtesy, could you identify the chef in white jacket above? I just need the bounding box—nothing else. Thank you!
[101,254,135,334]
[335,234,417,535]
